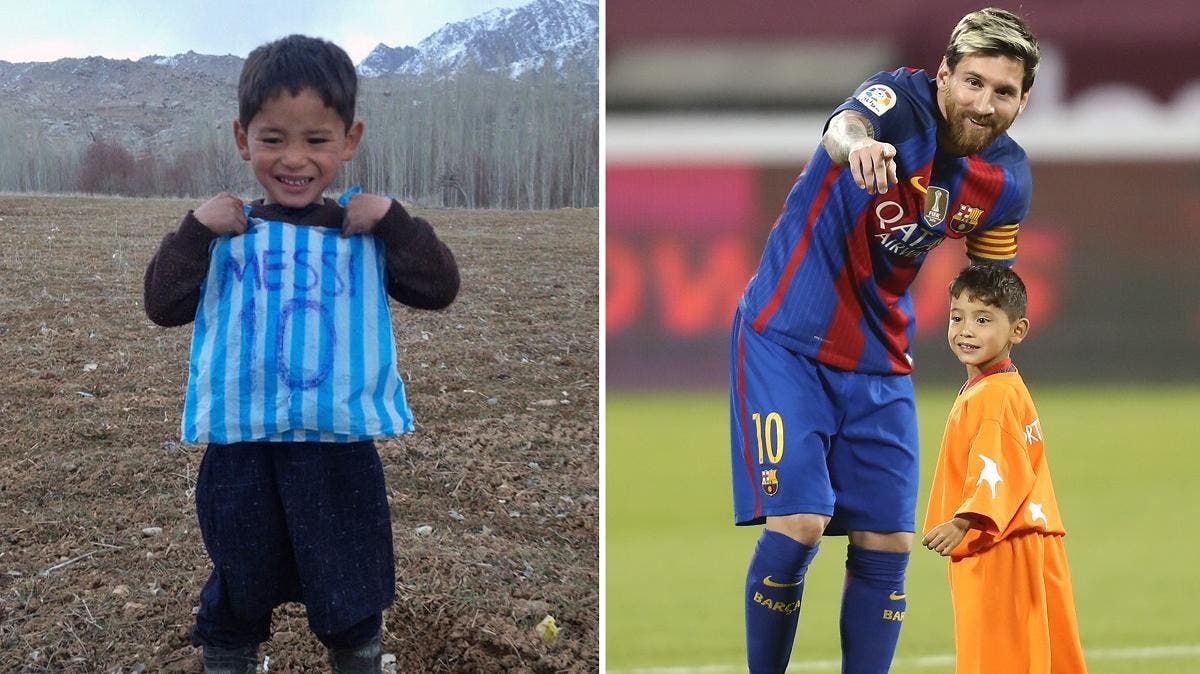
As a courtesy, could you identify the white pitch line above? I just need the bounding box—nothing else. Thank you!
[608,644,1200,674]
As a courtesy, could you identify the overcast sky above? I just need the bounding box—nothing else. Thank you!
[0,0,531,64]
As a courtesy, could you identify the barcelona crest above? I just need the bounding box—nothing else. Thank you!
[761,469,780,497]
[950,203,985,234]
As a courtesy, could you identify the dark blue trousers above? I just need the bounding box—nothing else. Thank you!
[191,440,394,649]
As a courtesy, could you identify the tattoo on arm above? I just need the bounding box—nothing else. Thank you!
[823,111,875,164]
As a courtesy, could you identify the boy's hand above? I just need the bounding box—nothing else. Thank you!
[193,193,247,236]
[921,517,972,556]
[342,193,393,237]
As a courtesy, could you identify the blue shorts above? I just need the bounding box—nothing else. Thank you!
[729,309,918,533]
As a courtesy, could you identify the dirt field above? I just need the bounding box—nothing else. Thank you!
[0,194,599,672]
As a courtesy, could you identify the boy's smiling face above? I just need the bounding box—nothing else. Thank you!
[947,291,1028,376]
[234,87,363,207]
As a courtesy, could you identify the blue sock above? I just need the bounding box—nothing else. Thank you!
[745,530,819,674]
[839,545,909,674]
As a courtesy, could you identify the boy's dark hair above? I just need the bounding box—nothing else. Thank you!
[238,35,358,132]
[949,263,1027,322]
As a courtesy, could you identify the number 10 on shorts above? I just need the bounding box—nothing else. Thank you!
[752,412,784,465]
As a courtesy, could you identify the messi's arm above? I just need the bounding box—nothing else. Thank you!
[823,109,898,196]
[966,223,1020,266]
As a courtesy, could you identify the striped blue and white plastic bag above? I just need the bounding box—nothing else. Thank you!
[181,190,413,443]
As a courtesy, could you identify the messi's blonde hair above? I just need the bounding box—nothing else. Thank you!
[945,7,1040,93]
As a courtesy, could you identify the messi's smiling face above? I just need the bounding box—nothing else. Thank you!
[936,53,1029,156]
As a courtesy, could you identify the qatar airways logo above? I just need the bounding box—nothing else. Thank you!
[872,198,945,259]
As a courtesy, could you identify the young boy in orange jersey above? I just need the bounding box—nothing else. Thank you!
[922,264,1087,674]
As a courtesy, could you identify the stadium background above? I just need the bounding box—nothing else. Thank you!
[605,1,1200,672]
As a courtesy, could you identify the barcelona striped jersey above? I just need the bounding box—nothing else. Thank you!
[740,67,1031,375]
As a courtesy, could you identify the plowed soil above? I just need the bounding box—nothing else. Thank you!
[0,194,599,672]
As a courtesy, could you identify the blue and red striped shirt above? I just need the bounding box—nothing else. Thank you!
[740,67,1031,374]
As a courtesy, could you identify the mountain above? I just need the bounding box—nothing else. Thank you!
[357,45,419,78]
[138,51,243,82]
[358,0,598,79]
[0,55,237,155]
[0,0,597,160]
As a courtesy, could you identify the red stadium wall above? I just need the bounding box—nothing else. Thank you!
[606,161,1200,388]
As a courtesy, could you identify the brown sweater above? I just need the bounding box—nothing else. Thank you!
[143,198,459,327]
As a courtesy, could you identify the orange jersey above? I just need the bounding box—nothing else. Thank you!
[925,363,1087,673]
[947,532,1087,674]
[924,367,1065,556]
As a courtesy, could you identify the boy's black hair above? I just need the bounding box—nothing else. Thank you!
[948,263,1027,322]
[238,35,358,132]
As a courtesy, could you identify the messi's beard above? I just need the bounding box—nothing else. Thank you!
[939,100,1014,156]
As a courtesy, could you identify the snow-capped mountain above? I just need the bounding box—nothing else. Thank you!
[137,51,242,82]
[0,0,597,158]
[358,0,598,79]
[357,45,419,78]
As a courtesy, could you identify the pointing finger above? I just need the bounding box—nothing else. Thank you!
[875,153,890,194]
[849,153,867,191]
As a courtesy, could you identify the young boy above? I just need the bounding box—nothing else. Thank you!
[922,264,1086,673]
[143,35,459,673]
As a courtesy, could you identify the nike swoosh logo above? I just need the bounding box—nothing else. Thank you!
[889,592,906,601]
[909,176,928,194]
[763,576,802,588]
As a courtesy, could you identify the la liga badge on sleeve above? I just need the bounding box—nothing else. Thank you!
[856,84,897,116]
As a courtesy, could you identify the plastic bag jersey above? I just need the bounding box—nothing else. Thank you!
[181,187,413,443]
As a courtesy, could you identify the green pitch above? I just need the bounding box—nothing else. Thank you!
[605,386,1200,673]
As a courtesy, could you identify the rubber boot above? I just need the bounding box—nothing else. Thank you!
[202,643,259,674]
[329,633,383,674]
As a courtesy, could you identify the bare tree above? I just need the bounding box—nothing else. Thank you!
[196,121,249,194]
[77,140,137,195]
[352,66,598,209]
[6,66,598,207]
